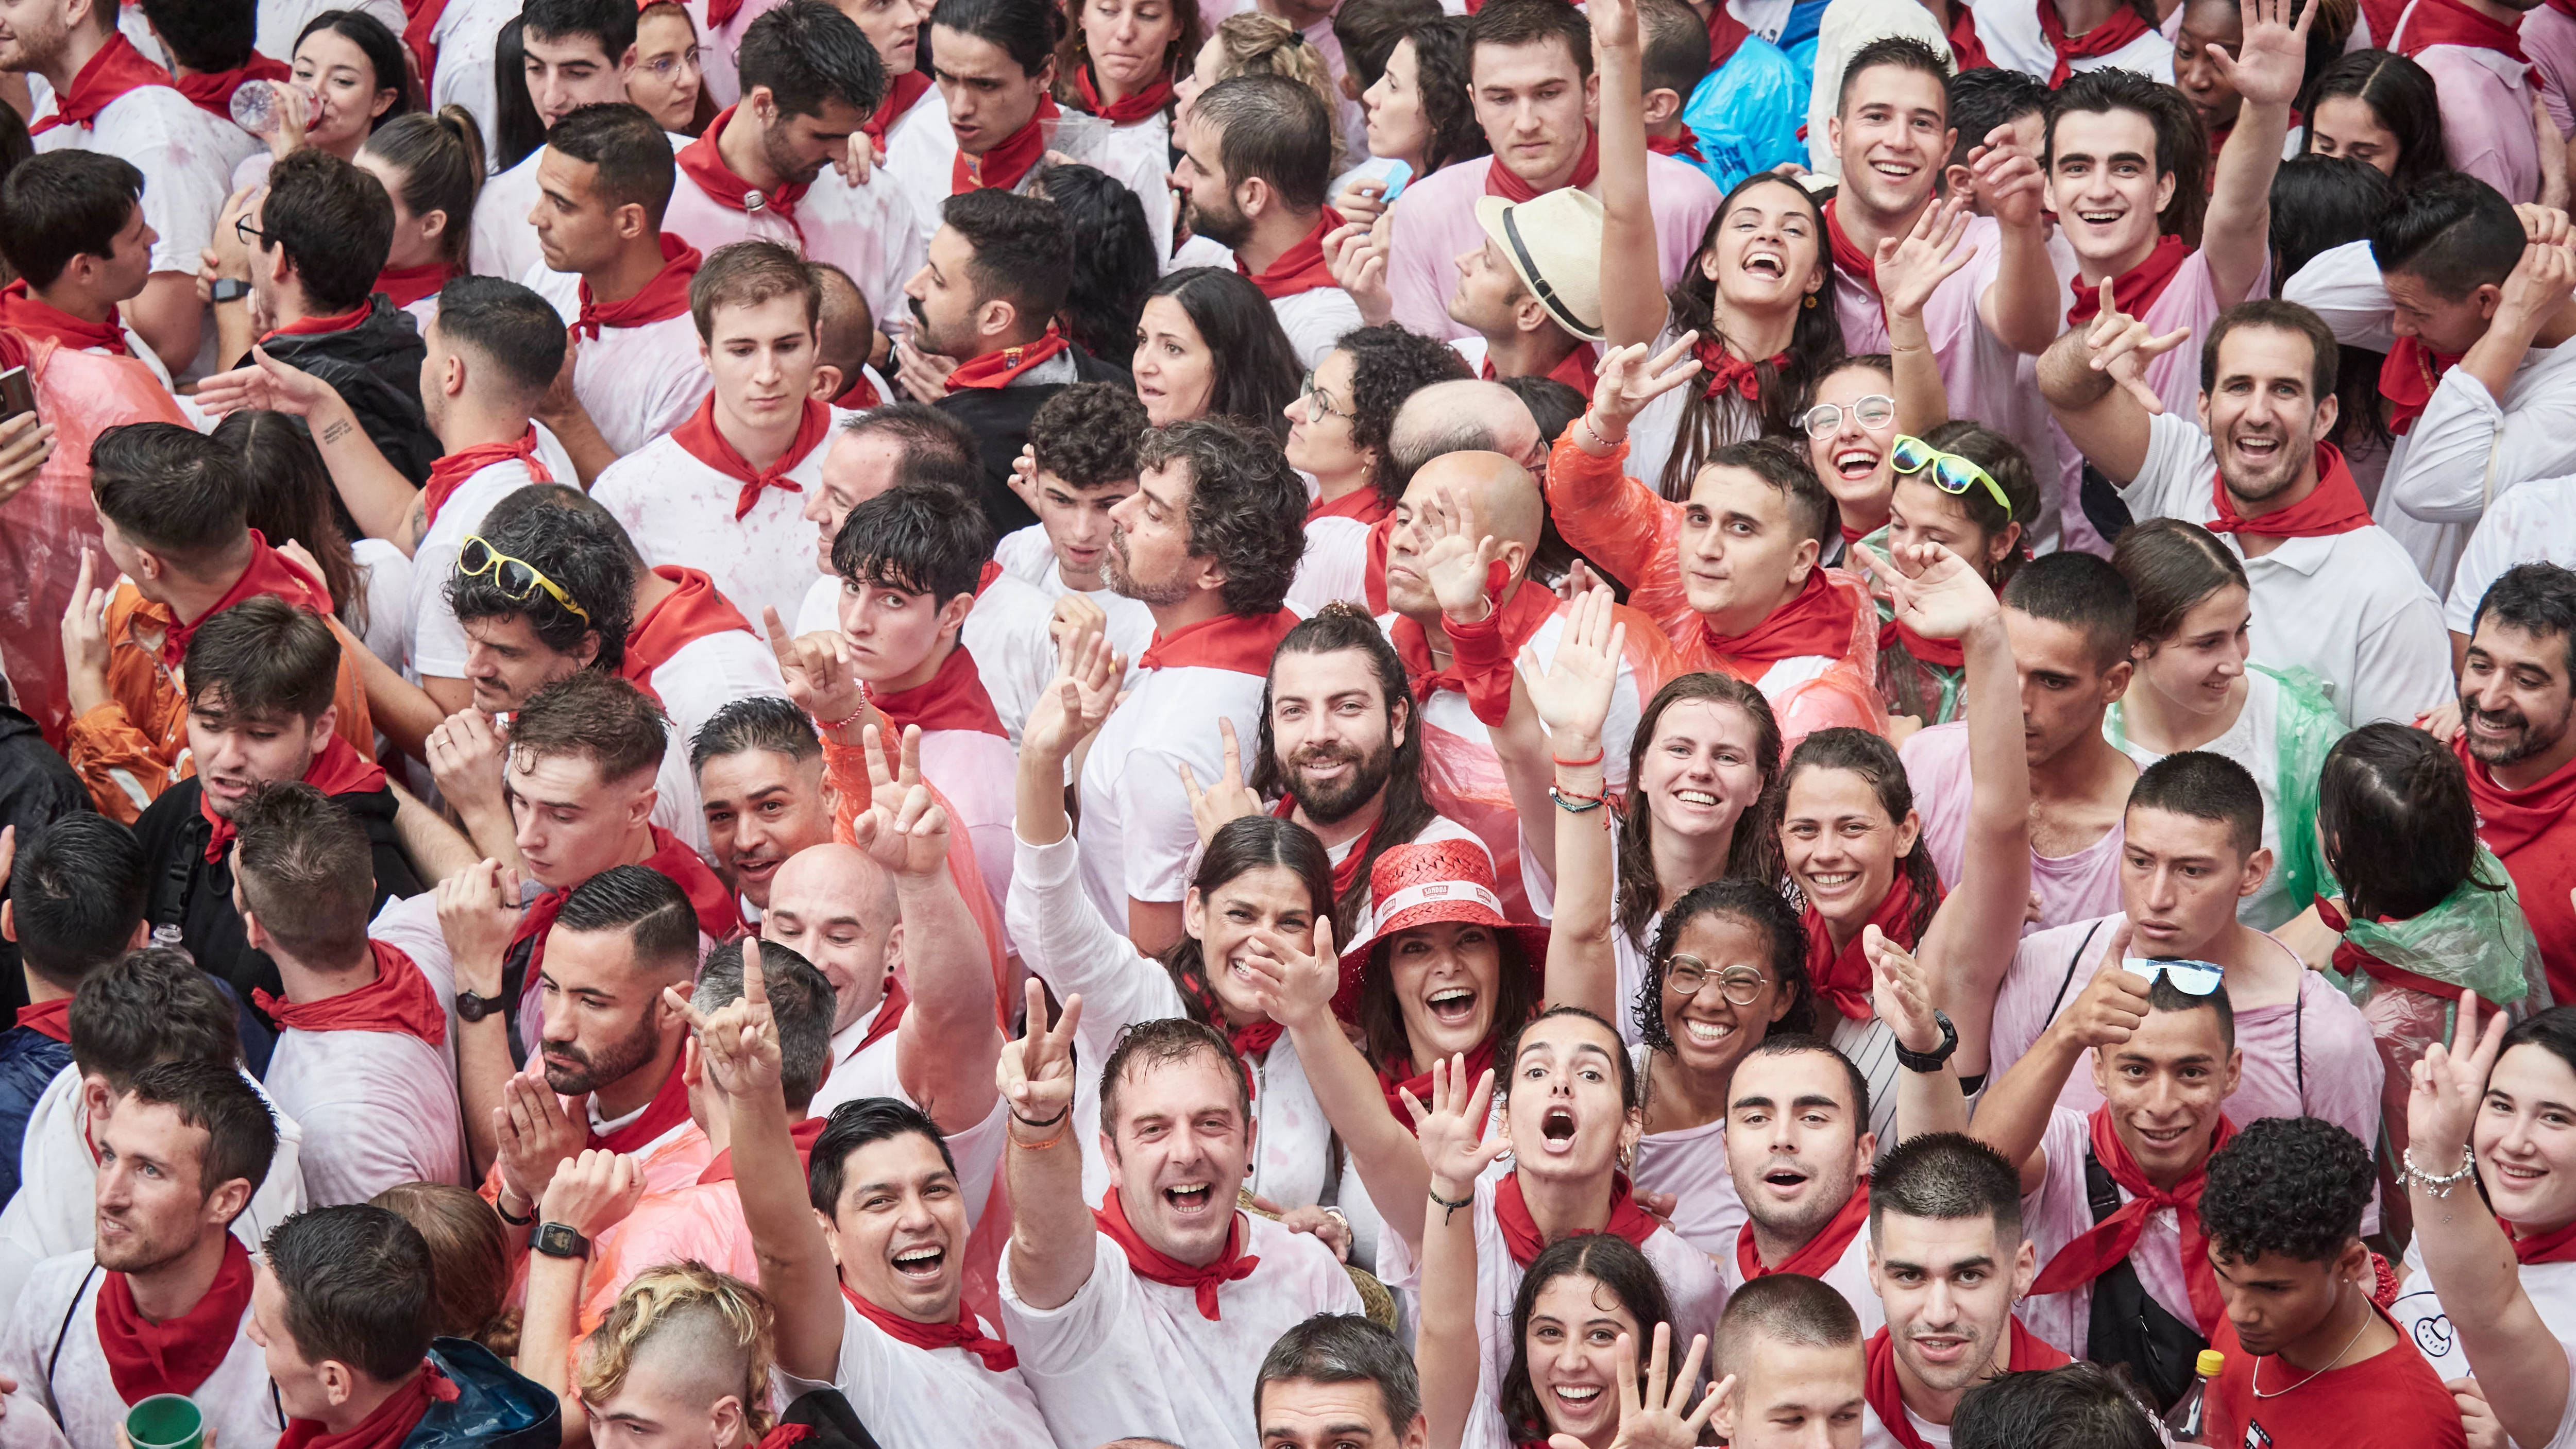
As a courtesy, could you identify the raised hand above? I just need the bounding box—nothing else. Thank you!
[1412,482,1504,622]
[1022,627,1124,760]
[538,1148,646,1237]
[1547,1325,1726,1449]
[1517,584,1625,746]
[1849,539,1999,642]
[850,722,952,878]
[433,857,521,995]
[1969,124,2047,231]
[1867,924,1943,1056]
[2059,925,2152,1052]
[2209,0,2314,112]
[1178,717,1264,845]
[2410,990,2507,1169]
[762,605,870,739]
[1589,0,1637,52]
[1403,1053,1506,1192]
[2077,279,2190,415]
[494,1063,585,1211]
[2496,240,2576,334]
[0,411,57,509]
[58,549,112,718]
[890,331,958,404]
[665,942,782,1102]
[1873,191,1976,322]
[1327,219,1394,327]
[1236,914,1339,1032]
[425,706,509,820]
[1587,333,1704,443]
[1007,443,1043,513]
[997,976,1084,1128]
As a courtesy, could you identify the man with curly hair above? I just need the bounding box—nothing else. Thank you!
[2195,1116,2466,1448]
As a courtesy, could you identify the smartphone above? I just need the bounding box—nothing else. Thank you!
[0,367,31,424]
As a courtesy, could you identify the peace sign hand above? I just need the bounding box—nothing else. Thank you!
[2411,990,2507,1169]
[1178,717,1264,846]
[762,605,869,741]
[998,976,1084,1130]
[1850,539,1999,642]
[850,722,951,878]
[664,946,782,1103]
[1588,333,1705,442]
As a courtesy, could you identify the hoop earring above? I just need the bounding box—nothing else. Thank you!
[1803,293,1819,310]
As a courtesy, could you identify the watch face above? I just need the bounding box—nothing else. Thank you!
[535,1223,583,1256]
[455,992,490,1022]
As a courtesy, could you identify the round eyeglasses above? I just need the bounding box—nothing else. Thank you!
[1664,956,1771,1006]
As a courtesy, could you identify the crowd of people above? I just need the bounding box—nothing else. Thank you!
[4,0,2576,1440]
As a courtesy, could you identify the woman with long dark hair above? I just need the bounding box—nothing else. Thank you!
[210,408,378,649]
[1031,162,1156,368]
[2302,48,2448,191]
[1344,16,1486,208]
[1133,267,1302,440]
[235,10,415,188]
[491,20,547,172]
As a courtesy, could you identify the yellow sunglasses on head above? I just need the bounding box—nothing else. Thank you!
[457,535,590,625]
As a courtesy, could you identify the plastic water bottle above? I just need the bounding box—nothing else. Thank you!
[148,923,193,964]
[229,79,310,137]
[2165,1349,2225,1443]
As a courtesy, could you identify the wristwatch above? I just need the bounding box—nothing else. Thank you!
[1894,1010,1959,1074]
[531,1222,590,1259]
[209,278,250,303]
[455,988,502,1023]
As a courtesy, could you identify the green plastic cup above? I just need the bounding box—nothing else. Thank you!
[126,1394,204,1449]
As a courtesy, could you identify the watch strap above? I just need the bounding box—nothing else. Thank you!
[532,1221,590,1258]
[1893,1010,1959,1074]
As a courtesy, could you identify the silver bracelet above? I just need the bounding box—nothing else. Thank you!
[1577,412,1615,452]
[2402,1144,2477,1198]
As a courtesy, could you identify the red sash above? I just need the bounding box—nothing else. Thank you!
[678,108,809,223]
[1492,1170,1659,1268]
[176,54,292,121]
[278,1362,457,1449]
[2314,895,2472,1003]
[840,1282,1020,1370]
[1072,65,1176,124]
[14,999,71,1043]
[1862,1321,2068,1447]
[2398,0,2535,72]
[1240,208,1345,301]
[252,940,446,1047]
[2029,1107,2237,1335]
[1308,486,1392,524]
[871,644,1009,739]
[621,567,756,697]
[0,280,128,354]
[955,97,1057,193]
[32,34,173,134]
[2065,235,2190,328]
[574,234,701,340]
[1377,1034,1498,1134]
[835,368,882,408]
[162,532,334,672]
[1394,565,1556,728]
[1883,617,1966,670]
[1138,609,1304,674]
[945,325,1071,390]
[2204,444,2372,539]
[672,393,834,521]
[2509,1216,2576,1265]
[1693,335,1790,402]
[1701,568,1853,668]
[1802,874,1924,1021]
[1648,127,1705,163]
[261,302,372,344]
[1093,1188,1260,1319]
[2037,0,2154,84]
[421,431,549,532]
[2379,336,2463,437]
[200,732,386,863]
[2453,730,2576,857]
[1484,129,1600,203]
[585,1052,696,1153]
[1734,1177,1871,1280]
[863,73,935,148]
[696,1114,831,1184]
[1824,198,1878,295]
[372,261,455,311]
[96,1236,255,1401]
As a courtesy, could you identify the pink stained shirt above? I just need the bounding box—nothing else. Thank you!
[1898,720,2127,934]
[1384,152,1721,342]
[2016,1104,2199,1357]
[2391,0,2555,202]
[2529,3,2576,138]
[657,160,926,360]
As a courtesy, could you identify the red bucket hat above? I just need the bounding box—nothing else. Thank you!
[1332,839,1550,1017]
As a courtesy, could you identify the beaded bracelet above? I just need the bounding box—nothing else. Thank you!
[2401,1144,2476,1198]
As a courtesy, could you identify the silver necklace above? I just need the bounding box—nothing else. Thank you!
[2250,1297,2374,1400]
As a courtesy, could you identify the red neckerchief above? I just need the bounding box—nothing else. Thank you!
[1480,345,1601,398]
[1734,1176,1871,1280]
[678,107,810,224]
[161,531,334,672]
[955,96,1058,193]
[2398,0,2535,73]
[1138,609,1303,674]
[585,1051,696,1153]
[1823,197,1878,295]
[1364,516,1394,613]
[1705,1,1752,66]
[871,644,1009,739]
[840,1281,1020,1370]
[515,824,747,992]
[2507,1216,2576,1265]
[373,261,455,310]
[1492,1170,1659,1268]
[200,732,387,864]
[404,0,449,98]
[1272,794,1376,901]
[14,999,71,1043]
[1093,1188,1260,1319]
[2452,729,2576,856]
[1395,565,1556,728]
[853,972,909,1053]
[261,301,373,345]
[0,280,128,355]
[1948,1,1994,68]
[1377,1035,1499,1135]
[835,368,882,408]
[252,940,447,1047]
[1883,617,1966,670]
[696,1114,830,1185]
[31,34,173,134]
[2380,336,2464,437]
[2029,1107,2238,1335]
[672,393,834,521]
[1648,127,1706,163]
[2037,0,2153,84]
[2065,234,2190,328]
[1239,208,1346,301]
[706,0,741,25]
[1072,64,1176,124]
[175,53,291,121]
[863,72,935,148]
[96,1235,255,1401]
[2204,444,2373,539]
[945,324,1071,391]
[621,567,756,697]
[1701,568,1853,667]
[1179,950,1285,1068]
[278,1362,459,1449]
[2314,894,2469,1003]
[421,431,549,532]
[1308,486,1392,524]
[1862,1321,2068,1448]
[1692,335,1790,402]
[1802,873,1923,1021]
[1485,129,1600,203]
[575,234,701,340]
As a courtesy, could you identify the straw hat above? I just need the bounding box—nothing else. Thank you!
[1332,839,1552,1016]
[1472,187,1608,343]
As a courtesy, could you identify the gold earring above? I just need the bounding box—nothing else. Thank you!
[1804,293,1819,310]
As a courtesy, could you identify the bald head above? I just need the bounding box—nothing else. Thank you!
[761,843,899,1034]
[1388,380,1545,486]
[1410,451,1543,549]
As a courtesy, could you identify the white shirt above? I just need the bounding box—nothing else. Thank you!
[657,159,927,352]
[0,1251,285,1449]
[1286,514,1374,614]
[1270,285,1365,371]
[959,572,1055,744]
[408,456,544,683]
[1626,1045,1745,1257]
[1720,1203,1883,1337]
[2448,473,2576,633]
[2392,1236,2576,1385]
[31,83,231,281]
[591,410,856,638]
[1973,0,2176,82]
[633,621,789,858]
[999,1215,1364,1449]
[2105,669,2301,931]
[2118,412,2454,726]
[263,1015,462,1207]
[2017,1105,2198,1357]
[772,1298,1050,1448]
[522,262,713,460]
[1076,645,1273,921]
[881,105,1178,267]
[426,0,519,168]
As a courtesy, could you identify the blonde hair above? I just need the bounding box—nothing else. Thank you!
[369,1182,511,1346]
[1203,14,1341,154]
[579,1263,777,1436]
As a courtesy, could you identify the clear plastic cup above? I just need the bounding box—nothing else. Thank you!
[229,79,313,137]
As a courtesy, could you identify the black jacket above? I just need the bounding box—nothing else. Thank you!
[935,347,1133,535]
[245,296,439,486]
[0,702,91,1020]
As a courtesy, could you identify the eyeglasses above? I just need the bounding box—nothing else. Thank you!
[457,536,590,625]
[1798,394,1895,438]
[1663,956,1771,1006]
[1891,434,2014,519]
[234,214,269,250]
[2122,958,2225,996]
[641,47,702,80]
[1300,370,1354,422]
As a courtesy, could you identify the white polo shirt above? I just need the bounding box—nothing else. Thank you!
[521,262,714,461]
[882,105,1178,267]
[659,149,928,345]
[0,1252,284,1449]
[2448,474,2576,633]
[408,455,546,684]
[2116,412,2454,726]
[264,1015,462,1207]
[591,406,855,638]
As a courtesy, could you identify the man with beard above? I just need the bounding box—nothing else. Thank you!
[692,696,842,913]
[470,0,648,283]
[2041,296,2453,727]
[1175,75,1360,370]
[2451,562,2576,1004]
[906,188,1130,536]
[0,1060,284,1447]
[1080,417,1308,954]
[1726,1035,1884,1334]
